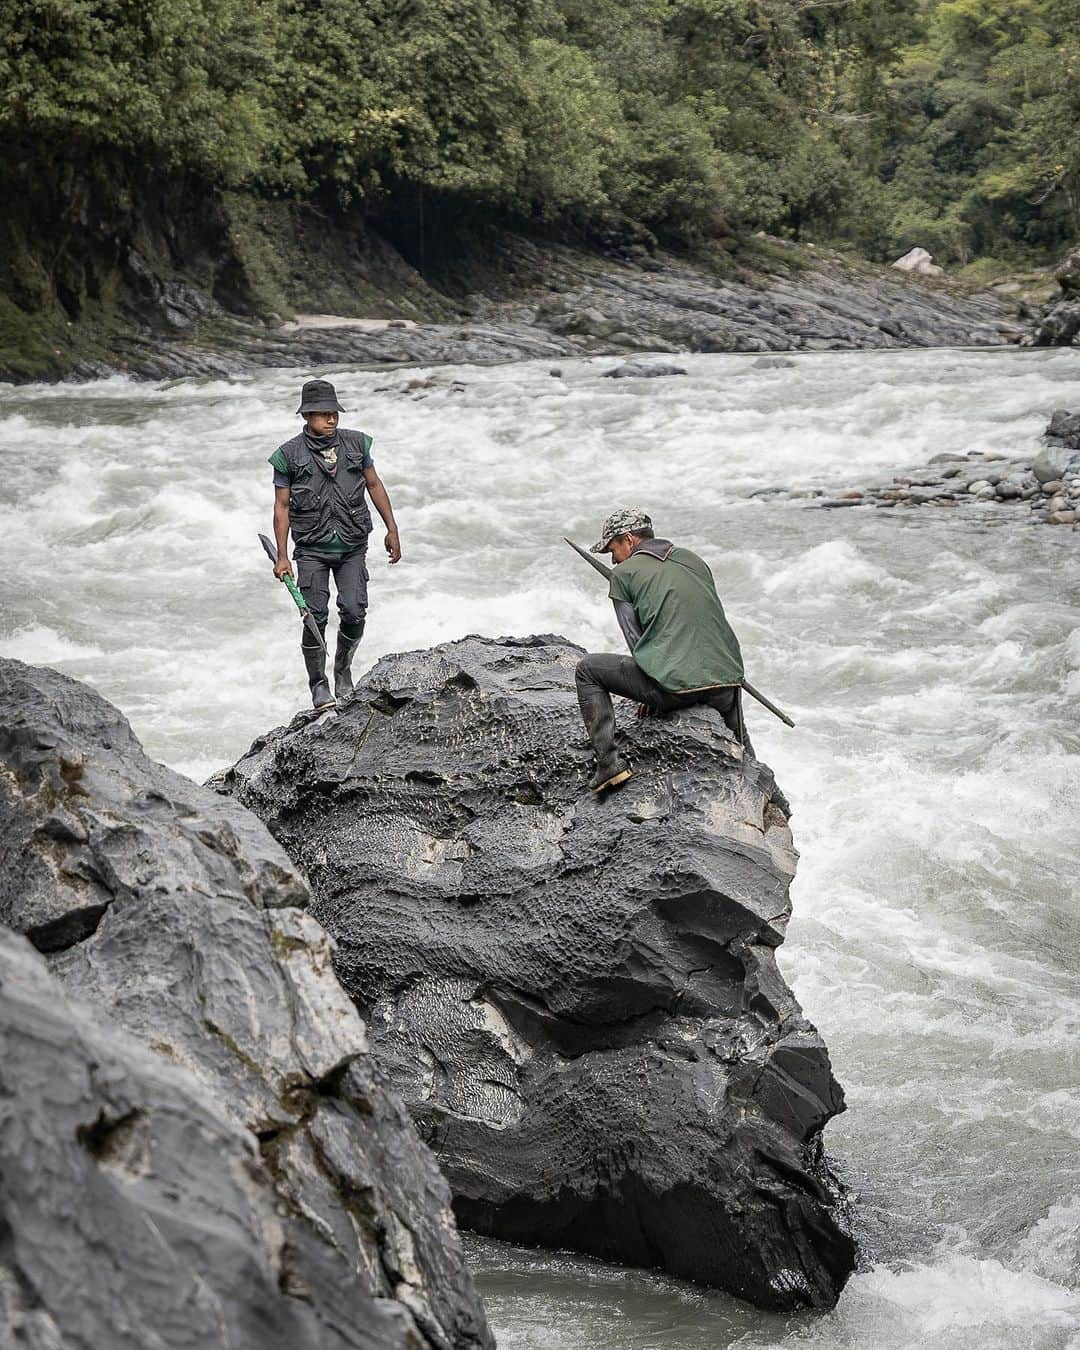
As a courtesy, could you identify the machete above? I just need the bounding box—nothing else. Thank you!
[563,536,795,729]
[259,532,326,652]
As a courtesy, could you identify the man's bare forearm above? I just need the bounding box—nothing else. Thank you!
[273,498,291,560]
[368,478,397,533]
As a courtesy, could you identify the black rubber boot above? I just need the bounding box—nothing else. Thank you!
[333,620,365,703]
[302,626,336,711]
[578,685,632,794]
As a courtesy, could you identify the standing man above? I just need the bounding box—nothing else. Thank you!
[269,378,401,710]
[576,508,747,793]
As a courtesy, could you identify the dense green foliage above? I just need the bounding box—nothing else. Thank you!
[2,0,1076,263]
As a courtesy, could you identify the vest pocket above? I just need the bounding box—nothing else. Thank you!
[289,485,322,535]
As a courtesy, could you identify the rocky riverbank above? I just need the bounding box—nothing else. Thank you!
[67,236,1028,382]
[754,408,1080,533]
[213,634,857,1313]
[0,659,492,1350]
[2,161,1029,385]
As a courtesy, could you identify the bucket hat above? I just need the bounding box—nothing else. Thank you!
[296,379,346,414]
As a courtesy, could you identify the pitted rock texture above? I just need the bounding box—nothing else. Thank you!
[0,658,491,1350]
[215,635,857,1311]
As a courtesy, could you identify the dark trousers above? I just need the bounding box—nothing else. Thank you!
[575,653,748,759]
[295,549,369,636]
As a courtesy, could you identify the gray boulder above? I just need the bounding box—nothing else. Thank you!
[214,635,857,1312]
[603,361,688,379]
[1033,251,1080,345]
[1056,248,1080,296]
[1047,409,1080,450]
[1034,411,1080,482]
[0,658,491,1350]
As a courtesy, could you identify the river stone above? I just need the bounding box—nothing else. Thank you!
[602,361,688,379]
[214,635,857,1312]
[1033,445,1077,485]
[0,658,491,1350]
[1047,410,1080,449]
[1047,510,1077,524]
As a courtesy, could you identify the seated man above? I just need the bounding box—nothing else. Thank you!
[576,508,748,793]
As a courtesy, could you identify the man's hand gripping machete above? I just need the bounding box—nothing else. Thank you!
[259,533,326,653]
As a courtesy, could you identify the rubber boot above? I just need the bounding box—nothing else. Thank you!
[333,620,365,703]
[578,684,632,794]
[302,625,336,711]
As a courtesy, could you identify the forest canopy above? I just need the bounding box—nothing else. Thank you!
[1,0,1076,265]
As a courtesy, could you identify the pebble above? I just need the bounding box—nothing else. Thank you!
[1041,480,1064,495]
[968,480,991,494]
[1047,510,1077,525]
[996,482,1022,499]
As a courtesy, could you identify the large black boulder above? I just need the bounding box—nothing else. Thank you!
[215,635,857,1312]
[0,658,492,1350]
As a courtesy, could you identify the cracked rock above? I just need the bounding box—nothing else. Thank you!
[0,658,491,1350]
[215,634,857,1312]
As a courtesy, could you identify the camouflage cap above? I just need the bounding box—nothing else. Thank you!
[590,507,653,553]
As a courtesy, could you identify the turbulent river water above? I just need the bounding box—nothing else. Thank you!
[2,347,1079,1348]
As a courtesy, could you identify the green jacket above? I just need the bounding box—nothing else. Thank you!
[608,539,744,692]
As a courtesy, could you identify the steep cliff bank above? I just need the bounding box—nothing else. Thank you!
[214,635,857,1312]
[0,657,492,1349]
[0,159,1025,384]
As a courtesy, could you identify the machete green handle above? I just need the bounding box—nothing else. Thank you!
[281,574,309,612]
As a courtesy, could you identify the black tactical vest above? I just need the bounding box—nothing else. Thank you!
[278,429,374,549]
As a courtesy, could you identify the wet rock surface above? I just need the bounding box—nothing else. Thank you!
[213,635,857,1312]
[0,658,492,1350]
[72,239,1024,381]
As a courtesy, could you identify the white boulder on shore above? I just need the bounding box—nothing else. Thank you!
[893,247,944,276]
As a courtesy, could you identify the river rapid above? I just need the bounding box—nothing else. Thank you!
[1,348,1078,1349]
